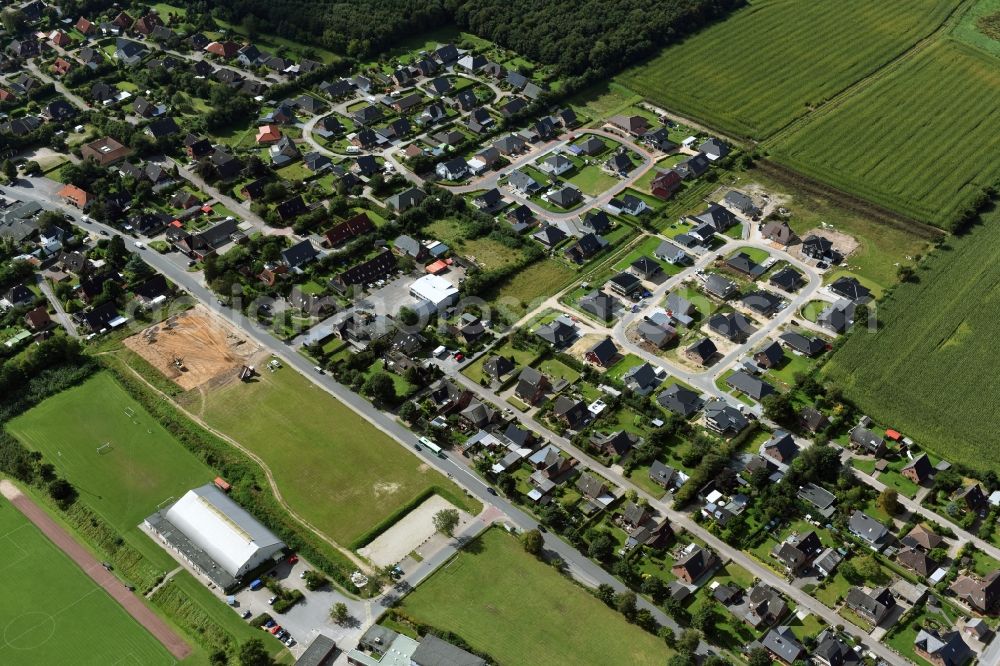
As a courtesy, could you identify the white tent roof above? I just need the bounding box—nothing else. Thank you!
[165,484,283,576]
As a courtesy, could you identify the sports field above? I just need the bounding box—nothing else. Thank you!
[0,498,174,666]
[823,208,1000,473]
[769,39,1000,227]
[188,366,478,546]
[617,0,959,139]
[5,373,215,531]
[397,528,671,666]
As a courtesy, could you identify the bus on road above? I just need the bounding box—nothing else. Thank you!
[418,437,445,458]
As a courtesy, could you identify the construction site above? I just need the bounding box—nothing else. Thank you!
[123,305,261,391]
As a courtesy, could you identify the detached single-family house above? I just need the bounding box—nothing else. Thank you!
[849,510,891,550]
[672,544,717,584]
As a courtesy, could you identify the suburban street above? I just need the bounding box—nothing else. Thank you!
[1,180,706,658]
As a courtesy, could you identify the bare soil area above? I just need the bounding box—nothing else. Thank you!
[123,305,260,390]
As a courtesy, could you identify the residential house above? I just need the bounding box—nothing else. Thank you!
[658,384,702,417]
[605,152,634,176]
[763,431,798,463]
[754,341,785,369]
[762,219,795,246]
[435,157,468,181]
[552,396,588,429]
[950,572,1000,614]
[607,273,641,299]
[324,212,374,248]
[533,225,566,248]
[564,233,607,263]
[772,531,822,574]
[802,235,840,263]
[482,355,514,381]
[709,312,755,342]
[780,331,826,356]
[331,250,397,292]
[642,128,677,152]
[57,184,91,209]
[901,454,934,484]
[685,337,717,365]
[656,242,691,267]
[514,367,550,405]
[902,524,944,551]
[584,336,618,367]
[846,587,896,626]
[650,170,683,200]
[769,267,803,292]
[672,544,717,584]
[700,138,730,161]
[536,317,577,347]
[493,134,527,155]
[591,430,639,458]
[955,483,988,513]
[81,137,132,166]
[630,257,662,281]
[815,548,843,577]
[742,291,783,317]
[704,399,748,435]
[762,626,806,665]
[913,630,973,666]
[799,407,831,434]
[548,185,582,209]
[897,547,938,577]
[726,371,775,402]
[539,154,574,177]
[849,510,891,550]
[276,195,308,222]
[744,584,790,629]
[675,153,711,179]
[281,239,318,270]
[473,188,504,211]
[637,317,676,349]
[609,114,648,136]
[623,363,661,395]
[386,187,425,212]
[724,190,760,217]
[649,461,678,490]
[703,273,737,299]
[830,276,871,303]
[850,426,887,457]
[24,306,51,331]
[726,252,765,278]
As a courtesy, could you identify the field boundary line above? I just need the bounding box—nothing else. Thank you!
[111,354,374,578]
[763,0,976,148]
[0,479,192,660]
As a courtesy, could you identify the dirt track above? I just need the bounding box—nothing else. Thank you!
[0,480,192,660]
[124,304,259,390]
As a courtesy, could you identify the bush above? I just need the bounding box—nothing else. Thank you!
[272,589,304,614]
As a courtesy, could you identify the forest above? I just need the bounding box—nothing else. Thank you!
[176,0,741,81]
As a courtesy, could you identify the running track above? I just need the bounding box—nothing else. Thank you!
[0,480,191,660]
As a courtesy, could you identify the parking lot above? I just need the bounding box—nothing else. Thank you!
[229,554,365,658]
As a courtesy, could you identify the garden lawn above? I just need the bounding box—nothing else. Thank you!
[397,528,671,666]
[0,497,175,666]
[617,0,960,139]
[567,165,619,197]
[5,373,214,532]
[191,366,477,546]
[770,39,1000,227]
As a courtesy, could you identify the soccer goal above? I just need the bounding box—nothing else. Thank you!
[96,442,113,455]
[124,407,136,418]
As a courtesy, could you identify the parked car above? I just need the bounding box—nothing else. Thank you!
[241,610,252,619]
[267,596,277,606]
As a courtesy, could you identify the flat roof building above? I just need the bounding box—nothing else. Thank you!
[410,274,459,308]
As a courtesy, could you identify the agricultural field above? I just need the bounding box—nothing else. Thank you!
[823,208,1000,473]
[0,498,174,666]
[185,365,478,546]
[769,39,1000,227]
[617,0,960,139]
[395,528,671,666]
[5,373,214,532]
